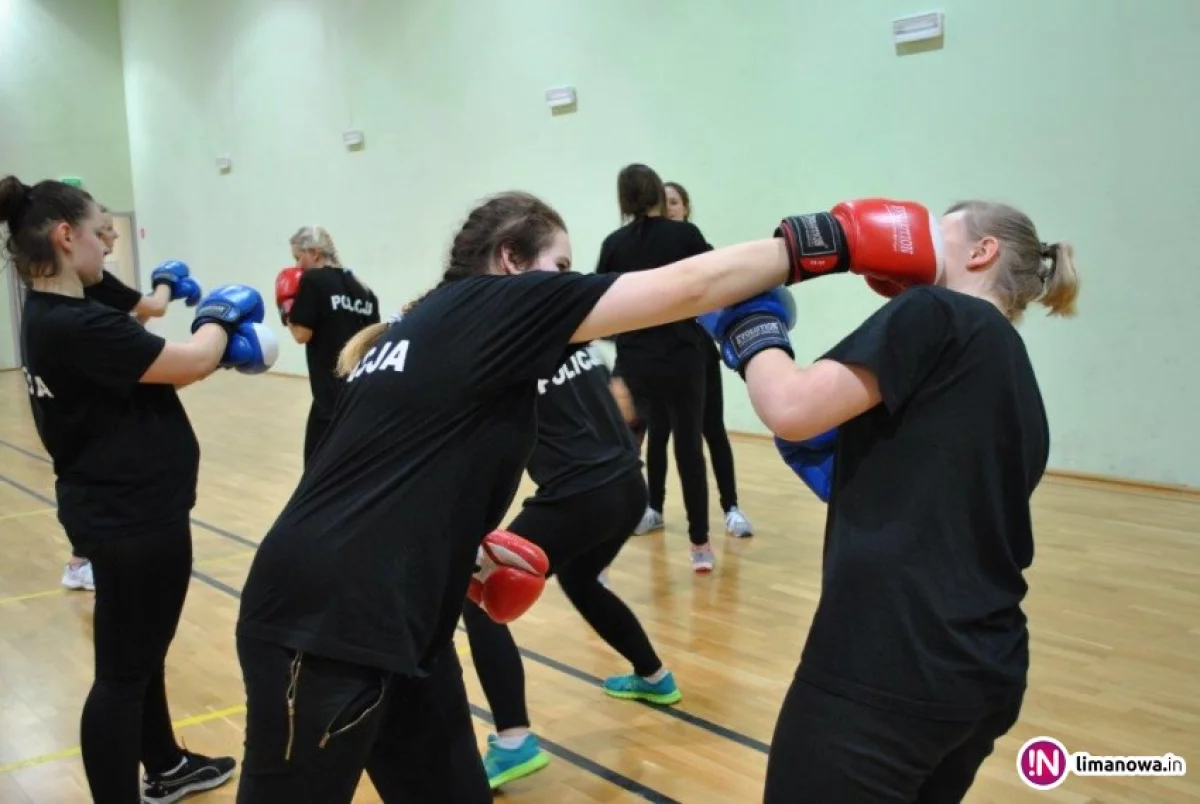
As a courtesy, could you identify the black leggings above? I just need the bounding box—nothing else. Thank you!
[462,468,664,732]
[763,676,1023,803]
[624,366,709,544]
[646,344,739,513]
[80,522,192,803]
[236,637,490,803]
[304,405,333,466]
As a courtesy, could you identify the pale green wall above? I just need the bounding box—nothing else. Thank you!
[113,0,1199,486]
[0,0,134,369]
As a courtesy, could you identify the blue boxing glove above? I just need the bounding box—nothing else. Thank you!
[697,287,797,376]
[222,322,279,373]
[774,428,837,502]
[191,284,266,334]
[151,260,203,306]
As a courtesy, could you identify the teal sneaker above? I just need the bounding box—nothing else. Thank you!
[602,670,682,705]
[482,732,550,790]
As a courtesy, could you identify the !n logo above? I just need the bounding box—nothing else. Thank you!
[1018,736,1069,790]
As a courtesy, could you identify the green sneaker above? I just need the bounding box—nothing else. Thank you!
[482,733,550,790]
[602,671,682,705]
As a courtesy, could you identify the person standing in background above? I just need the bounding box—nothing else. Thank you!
[632,181,754,539]
[596,164,717,573]
[275,226,380,464]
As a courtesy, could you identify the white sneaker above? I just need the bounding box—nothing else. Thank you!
[633,508,665,536]
[724,506,754,538]
[690,543,715,574]
[62,561,94,591]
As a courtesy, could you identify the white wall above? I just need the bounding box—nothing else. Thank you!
[0,0,135,369]
[117,0,1200,486]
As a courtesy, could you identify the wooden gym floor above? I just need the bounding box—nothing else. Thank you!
[0,369,1197,803]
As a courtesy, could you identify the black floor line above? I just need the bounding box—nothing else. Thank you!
[0,465,675,802]
[0,437,775,759]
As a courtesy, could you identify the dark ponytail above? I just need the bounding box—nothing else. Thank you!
[1,176,96,283]
[335,191,566,377]
[617,163,666,220]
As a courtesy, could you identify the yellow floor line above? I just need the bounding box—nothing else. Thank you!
[0,588,67,605]
[0,552,252,606]
[0,705,247,775]
[0,507,55,523]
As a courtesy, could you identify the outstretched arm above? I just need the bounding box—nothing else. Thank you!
[571,239,790,344]
[133,285,171,323]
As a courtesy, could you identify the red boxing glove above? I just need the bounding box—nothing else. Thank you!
[467,530,550,624]
[775,199,943,295]
[274,265,302,326]
[864,275,907,299]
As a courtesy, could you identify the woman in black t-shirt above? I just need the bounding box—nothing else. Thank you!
[630,179,755,540]
[61,209,196,592]
[597,164,719,573]
[278,225,380,463]
[699,199,1081,802]
[234,190,811,802]
[1,175,276,804]
[460,340,679,790]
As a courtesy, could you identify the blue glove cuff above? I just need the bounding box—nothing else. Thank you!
[720,313,794,375]
[192,300,242,332]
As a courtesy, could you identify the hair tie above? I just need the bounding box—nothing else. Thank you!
[1038,242,1059,282]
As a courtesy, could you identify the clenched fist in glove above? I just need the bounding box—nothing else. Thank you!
[151,260,203,307]
[468,530,550,624]
[775,429,837,503]
[191,284,277,373]
[275,265,302,326]
[697,287,797,376]
[775,198,943,297]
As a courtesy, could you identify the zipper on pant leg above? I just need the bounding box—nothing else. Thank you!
[319,675,388,749]
[284,651,303,761]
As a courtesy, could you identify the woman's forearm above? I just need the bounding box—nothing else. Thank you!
[191,324,228,375]
[667,239,791,318]
[140,324,228,386]
[573,238,790,344]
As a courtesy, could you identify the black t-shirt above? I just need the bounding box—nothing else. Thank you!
[595,216,712,376]
[288,267,381,416]
[237,270,620,676]
[84,270,142,313]
[798,287,1048,720]
[526,343,642,503]
[20,291,200,541]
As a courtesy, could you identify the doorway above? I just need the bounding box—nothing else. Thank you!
[105,212,140,290]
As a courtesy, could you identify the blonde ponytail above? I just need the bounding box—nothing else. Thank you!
[290,225,342,267]
[1038,241,1079,318]
[946,200,1081,323]
[335,322,389,378]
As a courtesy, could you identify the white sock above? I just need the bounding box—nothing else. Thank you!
[642,667,669,684]
[495,729,529,749]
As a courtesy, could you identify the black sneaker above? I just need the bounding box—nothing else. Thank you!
[142,750,236,803]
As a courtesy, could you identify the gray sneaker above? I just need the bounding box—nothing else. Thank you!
[724,506,753,538]
[690,543,715,573]
[633,508,665,536]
